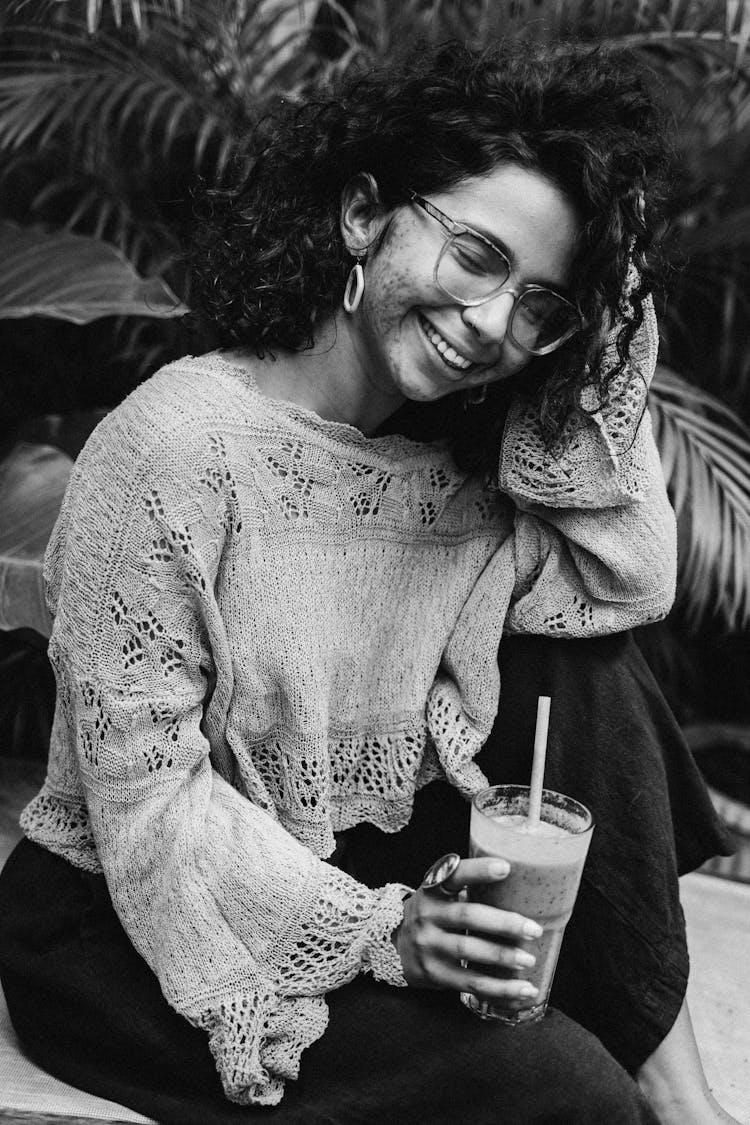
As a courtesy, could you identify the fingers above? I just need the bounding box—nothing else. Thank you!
[446,930,537,972]
[397,915,540,1002]
[418,942,539,1004]
[442,855,510,893]
[422,924,539,1003]
[442,900,543,942]
[439,963,539,1006]
[433,857,543,941]
[396,855,544,998]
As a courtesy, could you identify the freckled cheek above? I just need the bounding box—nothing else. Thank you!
[364,266,421,340]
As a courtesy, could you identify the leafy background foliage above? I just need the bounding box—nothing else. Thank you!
[1,0,749,741]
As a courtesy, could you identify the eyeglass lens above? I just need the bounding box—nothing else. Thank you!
[438,232,578,352]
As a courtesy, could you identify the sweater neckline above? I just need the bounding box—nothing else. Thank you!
[199,351,448,463]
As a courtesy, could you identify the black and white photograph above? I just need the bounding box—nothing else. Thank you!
[0,2,748,1122]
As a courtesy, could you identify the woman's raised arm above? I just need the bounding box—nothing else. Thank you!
[500,294,677,636]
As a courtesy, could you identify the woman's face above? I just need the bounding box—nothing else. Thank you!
[340,163,581,405]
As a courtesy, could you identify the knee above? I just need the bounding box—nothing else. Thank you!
[531,1011,655,1124]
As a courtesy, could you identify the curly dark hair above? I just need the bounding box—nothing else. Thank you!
[186,39,669,472]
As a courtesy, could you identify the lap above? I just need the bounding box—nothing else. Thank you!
[343,631,731,1073]
[0,838,658,1125]
[0,632,727,1120]
[311,978,658,1125]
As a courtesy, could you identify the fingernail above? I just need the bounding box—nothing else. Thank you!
[522,921,543,939]
[489,860,510,877]
[519,983,539,998]
[515,950,536,969]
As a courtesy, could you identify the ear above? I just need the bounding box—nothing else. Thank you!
[340,173,388,256]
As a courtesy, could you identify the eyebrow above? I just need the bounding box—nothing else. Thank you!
[457,215,574,298]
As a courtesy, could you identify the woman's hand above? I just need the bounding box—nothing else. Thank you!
[393,857,543,1005]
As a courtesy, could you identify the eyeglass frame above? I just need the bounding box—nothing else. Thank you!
[406,189,584,356]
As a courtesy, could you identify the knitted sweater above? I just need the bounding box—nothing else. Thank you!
[22,297,675,1106]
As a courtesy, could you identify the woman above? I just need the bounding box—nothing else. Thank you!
[0,40,737,1125]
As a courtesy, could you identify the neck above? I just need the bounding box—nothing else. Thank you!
[232,314,405,436]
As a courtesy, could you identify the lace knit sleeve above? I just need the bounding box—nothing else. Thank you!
[35,398,409,1108]
[425,298,675,793]
[499,294,677,636]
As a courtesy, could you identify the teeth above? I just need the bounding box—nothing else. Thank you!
[421,316,474,370]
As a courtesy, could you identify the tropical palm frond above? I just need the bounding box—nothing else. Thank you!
[0,30,235,175]
[0,23,239,263]
[62,0,187,34]
[650,364,750,631]
[347,0,750,66]
[0,3,335,200]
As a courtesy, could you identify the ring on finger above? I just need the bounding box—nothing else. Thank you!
[419,852,462,899]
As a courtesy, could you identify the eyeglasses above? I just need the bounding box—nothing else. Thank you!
[407,190,583,356]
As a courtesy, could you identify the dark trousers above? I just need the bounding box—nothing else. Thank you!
[0,634,731,1125]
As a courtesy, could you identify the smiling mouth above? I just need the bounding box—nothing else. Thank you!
[418,313,479,374]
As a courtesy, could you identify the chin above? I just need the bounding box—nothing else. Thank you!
[392,364,466,404]
[402,383,455,404]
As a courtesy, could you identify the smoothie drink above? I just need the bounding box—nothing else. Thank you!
[460,784,594,1025]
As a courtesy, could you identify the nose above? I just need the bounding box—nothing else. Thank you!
[460,291,515,345]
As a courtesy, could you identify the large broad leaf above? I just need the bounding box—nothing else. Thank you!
[0,221,187,323]
[650,365,750,631]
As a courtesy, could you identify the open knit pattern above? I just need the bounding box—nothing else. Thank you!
[21,296,676,1106]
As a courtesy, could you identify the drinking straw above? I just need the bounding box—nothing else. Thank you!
[527,695,551,829]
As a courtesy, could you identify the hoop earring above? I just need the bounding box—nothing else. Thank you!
[343,255,366,314]
[463,384,487,409]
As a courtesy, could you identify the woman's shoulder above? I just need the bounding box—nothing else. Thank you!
[47,356,266,581]
[117,352,259,435]
[78,352,271,473]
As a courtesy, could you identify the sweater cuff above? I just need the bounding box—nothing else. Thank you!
[362,883,412,987]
